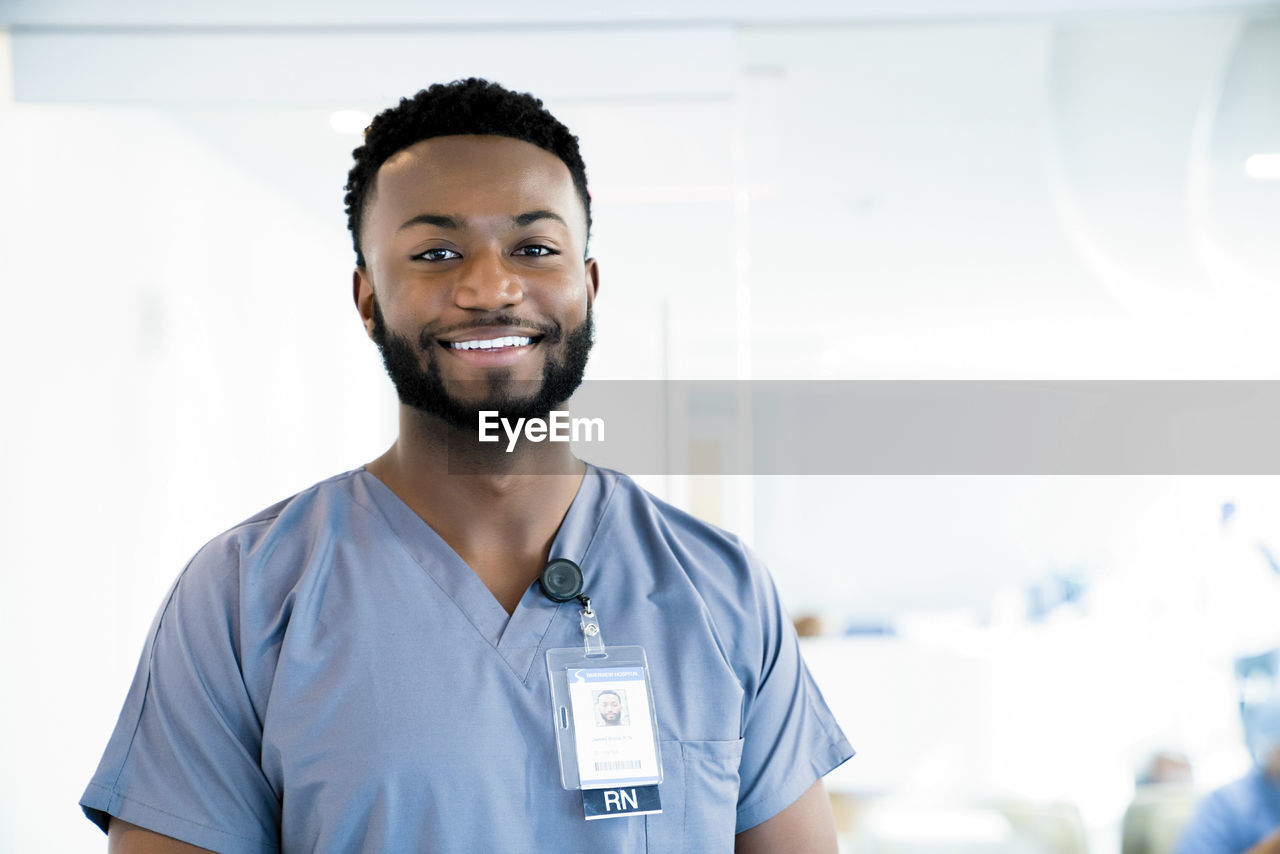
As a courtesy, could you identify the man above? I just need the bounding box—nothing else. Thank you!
[81,78,853,853]
[596,690,625,727]
[1175,696,1280,854]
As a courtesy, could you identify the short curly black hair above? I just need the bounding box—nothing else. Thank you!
[344,77,591,268]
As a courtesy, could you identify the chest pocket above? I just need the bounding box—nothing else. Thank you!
[645,739,744,853]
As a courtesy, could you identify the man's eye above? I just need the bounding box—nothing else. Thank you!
[514,244,558,257]
[415,248,461,262]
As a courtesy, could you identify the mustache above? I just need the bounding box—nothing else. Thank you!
[417,313,562,350]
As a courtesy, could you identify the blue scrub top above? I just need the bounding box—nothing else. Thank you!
[81,466,853,853]
[1174,769,1280,854]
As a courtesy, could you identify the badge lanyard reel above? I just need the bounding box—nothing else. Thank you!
[542,559,663,821]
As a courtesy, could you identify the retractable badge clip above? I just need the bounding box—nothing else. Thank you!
[541,559,606,657]
[578,596,605,657]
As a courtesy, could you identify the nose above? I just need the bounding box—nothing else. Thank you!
[454,249,523,311]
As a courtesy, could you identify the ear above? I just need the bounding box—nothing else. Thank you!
[353,267,377,340]
[584,257,600,309]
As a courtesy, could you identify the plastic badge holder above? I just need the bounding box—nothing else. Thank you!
[545,605,663,791]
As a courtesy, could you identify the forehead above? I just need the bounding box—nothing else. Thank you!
[367,135,583,232]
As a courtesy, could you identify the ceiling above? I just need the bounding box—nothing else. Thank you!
[3,0,1276,28]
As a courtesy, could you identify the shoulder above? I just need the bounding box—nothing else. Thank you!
[164,469,373,619]
[597,467,766,582]
[142,469,379,701]
[187,470,368,568]
[593,469,784,648]
[212,468,369,541]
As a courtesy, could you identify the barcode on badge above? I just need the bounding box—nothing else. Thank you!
[594,760,642,772]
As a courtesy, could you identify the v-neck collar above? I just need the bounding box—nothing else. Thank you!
[356,465,618,683]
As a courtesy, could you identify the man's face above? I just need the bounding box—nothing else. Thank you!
[355,135,598,429]
[596,692,621,724]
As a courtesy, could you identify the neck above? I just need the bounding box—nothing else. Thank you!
[390,403,583,477]
[366,405,586,614]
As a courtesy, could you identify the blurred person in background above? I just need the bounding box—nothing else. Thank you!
[1122,750,1196,854]
[1138,752,1195,788]
[1174,696,1280,854]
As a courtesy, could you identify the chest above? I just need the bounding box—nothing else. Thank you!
[246,552,747,851]
[461,549,545,615]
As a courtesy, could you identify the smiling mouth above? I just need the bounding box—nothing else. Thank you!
[444,335,539,352]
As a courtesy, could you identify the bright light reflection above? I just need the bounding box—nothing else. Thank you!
[1244,153,1280,180]
[329,110,371,135]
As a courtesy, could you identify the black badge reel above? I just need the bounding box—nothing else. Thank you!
[540,558,585,603]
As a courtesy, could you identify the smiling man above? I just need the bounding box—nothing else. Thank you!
[81,78,852,854]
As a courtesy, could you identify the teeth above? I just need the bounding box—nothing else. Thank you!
[449,336,533,351]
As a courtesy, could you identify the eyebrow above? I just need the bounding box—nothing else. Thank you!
[397,210,568,232]
[512,210,567,228]
[397,213,461,232]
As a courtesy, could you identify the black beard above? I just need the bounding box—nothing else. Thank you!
[371,298,594,432]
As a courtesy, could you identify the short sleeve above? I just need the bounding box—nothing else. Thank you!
[733,552,854,833]
[80,537,280,854]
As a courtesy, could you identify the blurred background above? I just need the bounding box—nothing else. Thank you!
[2,0,1279,851]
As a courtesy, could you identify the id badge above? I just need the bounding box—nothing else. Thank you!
[548,646,663,788]
[547,643,663,819]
